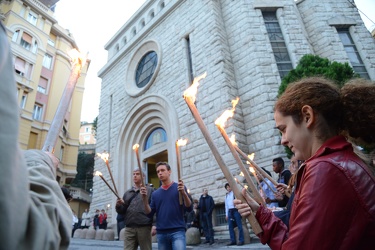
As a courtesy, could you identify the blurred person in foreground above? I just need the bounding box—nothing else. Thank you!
[0,21,72,249]
[234,77,375,249]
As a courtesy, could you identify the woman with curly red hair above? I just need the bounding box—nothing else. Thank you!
[235,77,375,249]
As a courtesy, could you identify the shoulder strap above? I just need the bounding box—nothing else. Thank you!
[128,191,139,205]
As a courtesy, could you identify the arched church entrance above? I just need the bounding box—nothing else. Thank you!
[143,127,168,188]
[114,94,180,193]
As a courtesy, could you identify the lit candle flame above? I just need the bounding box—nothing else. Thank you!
[248,153,255,160]
[240,172,244,176]
[94,171,102,176]
[249,167,255,173]
[234,177,239,183]
[176,138,188,147]
[229,134,237,146]
[67,49,87,68]
[215,97,240,128]
[132,144,140,151]
[244,184,248,189]
[183,72,207,103]
[97,152,109,162]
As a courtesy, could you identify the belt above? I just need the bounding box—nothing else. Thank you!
[229,208,237,211]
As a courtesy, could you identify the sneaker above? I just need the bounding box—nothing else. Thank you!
[237,242,244,246]
[226,242,236,246]
[209,240,214,245]
[203,240,210,244]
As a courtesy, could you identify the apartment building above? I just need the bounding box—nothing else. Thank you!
[0,0,89,186]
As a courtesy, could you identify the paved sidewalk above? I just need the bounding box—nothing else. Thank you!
[68,238,270,250]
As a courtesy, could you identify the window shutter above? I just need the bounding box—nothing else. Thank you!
[14,57,26,73]
[22,32,32,44]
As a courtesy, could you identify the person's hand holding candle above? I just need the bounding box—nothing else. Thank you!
[234,188,261,216]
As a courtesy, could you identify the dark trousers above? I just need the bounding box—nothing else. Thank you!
[228,209,244,243]
[72,223,78,238]
[117,220,125,239]
[201,212,214,241]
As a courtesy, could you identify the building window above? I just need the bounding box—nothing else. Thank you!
[160,1,165,10]
[37,86,46,94]
[14,57,26,76]
[84,135,90,141]
[20,94,27,109]
[20,32,32,50]
[215,204,226,226]
[43,54,53,69]
[144,128,167,150]
[13,30,37,53]
[123,37,127,45]
[31,41,38,54]
[62,126,67,137]
[33,104,43,120]
[85,127,90,133]
[12,30,19,42]
[262,11,293,79]
[133,28,137,36]
[135,51,158,88]
[15,57,33,78]
[125,40,161,96]
[185,35,194,83]
[337,28,369,79]
[27,10,38,25]
[60,146,64,161]
[150,10,155,19]
[38,77,48,94]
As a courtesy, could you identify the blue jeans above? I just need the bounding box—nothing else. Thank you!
[156,230,186,250]
[228,209,244,243]
[201,212,214,241]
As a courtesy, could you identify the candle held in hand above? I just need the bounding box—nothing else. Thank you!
[183,72,262,234]
[176,138,188,205]
[132,144,145,187]
[95,171,120,199]
[97,151,119,195]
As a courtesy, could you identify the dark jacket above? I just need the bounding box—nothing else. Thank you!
[277,169,291,207]
[198,195,215,215]
[116,186,153,227]
[256,136,375,250]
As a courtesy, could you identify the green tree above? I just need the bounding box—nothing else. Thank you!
[277,54,358,157]
[71,152,95,192]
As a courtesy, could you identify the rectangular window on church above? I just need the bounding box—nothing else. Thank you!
[337,28,369,79]
[262,11,293,79]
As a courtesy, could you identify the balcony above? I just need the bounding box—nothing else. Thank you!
[69,186,92,203]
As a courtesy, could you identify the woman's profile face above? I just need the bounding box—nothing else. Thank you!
[274,110,311,161]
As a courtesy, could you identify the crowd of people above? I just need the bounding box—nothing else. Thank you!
[2,17,374,250]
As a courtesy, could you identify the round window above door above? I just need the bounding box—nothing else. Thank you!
[125,40,162,97]
[135,51,158,88]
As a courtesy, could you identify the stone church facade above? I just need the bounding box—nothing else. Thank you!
[91,0,375,229]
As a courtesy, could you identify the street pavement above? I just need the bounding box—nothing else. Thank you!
[68,237,271,250]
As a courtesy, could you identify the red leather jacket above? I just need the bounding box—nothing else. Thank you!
[256,136,375,250]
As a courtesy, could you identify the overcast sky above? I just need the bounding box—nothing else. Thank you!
[54,0,375,123]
